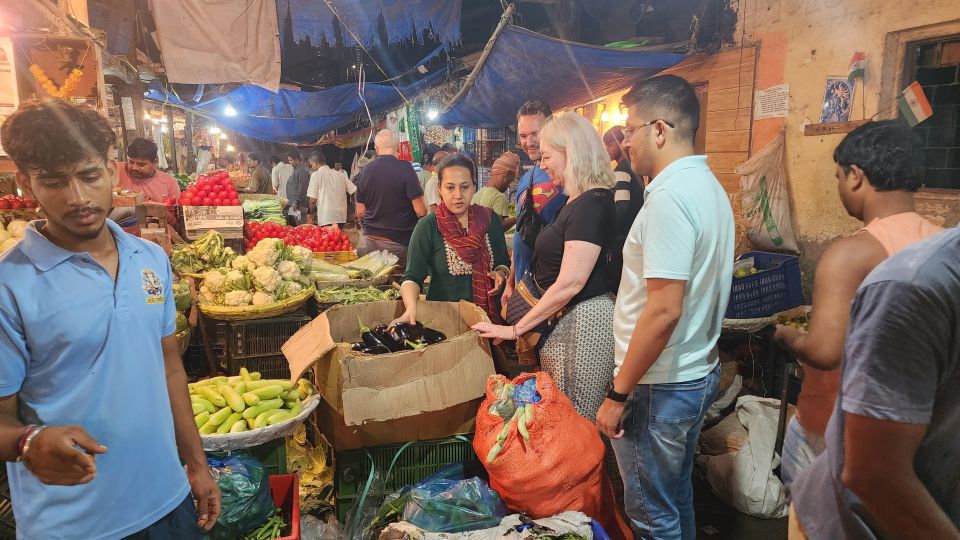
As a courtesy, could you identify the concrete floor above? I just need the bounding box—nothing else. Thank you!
[694,474,787,540]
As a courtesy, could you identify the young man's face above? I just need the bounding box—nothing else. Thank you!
[288,156,301,166]
[18,155,115,241]
[126,156,157,178]
[518,113,547,161]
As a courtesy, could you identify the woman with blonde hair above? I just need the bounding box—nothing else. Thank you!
[474,111,617,422]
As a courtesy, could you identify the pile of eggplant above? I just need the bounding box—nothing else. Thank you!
[351,318,447,355]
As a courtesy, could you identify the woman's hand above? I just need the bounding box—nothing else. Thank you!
[472,322,516,345]
[389,309,417,328]
[501,280,514,303]
[488,269,506,294]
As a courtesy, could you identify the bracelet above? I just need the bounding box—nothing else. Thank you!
[19,425,47,463]
[14,425,35,462]
[512,325,518,340]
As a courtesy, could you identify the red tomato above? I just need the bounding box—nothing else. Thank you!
[0,200,10,210]
[23,199,37,208]
[202,197,213,206]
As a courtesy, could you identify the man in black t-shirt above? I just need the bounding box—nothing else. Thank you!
[604,126,645,289]
[355,129,427,269]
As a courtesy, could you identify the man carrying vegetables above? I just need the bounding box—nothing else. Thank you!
[0,100,221,538]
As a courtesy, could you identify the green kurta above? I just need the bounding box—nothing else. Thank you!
[402,211,511,302]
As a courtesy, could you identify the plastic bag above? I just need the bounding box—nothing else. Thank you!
[403,477,506,533]
[474,373,632,540]
[207,452,275,540]
[736,130,799,253]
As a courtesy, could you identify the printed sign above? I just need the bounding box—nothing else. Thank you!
[753,84,789,120]
[182,206,244,239]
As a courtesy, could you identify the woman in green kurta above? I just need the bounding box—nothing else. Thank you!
[393,153,511,324]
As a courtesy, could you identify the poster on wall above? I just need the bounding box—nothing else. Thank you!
[0,37,19,156]
[819,77,854,124]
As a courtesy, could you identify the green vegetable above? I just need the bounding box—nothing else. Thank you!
[315,285,400,305]
[241,513,285,540]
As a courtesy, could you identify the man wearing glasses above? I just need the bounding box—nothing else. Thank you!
[596,74,735,539]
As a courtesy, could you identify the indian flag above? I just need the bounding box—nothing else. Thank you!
[847,52,865,81]
[897,81,933,127]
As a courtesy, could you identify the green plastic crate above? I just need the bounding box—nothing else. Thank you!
[334,435,476,523]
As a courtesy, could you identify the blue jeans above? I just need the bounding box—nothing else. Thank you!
[123,494,203,539]
[611,364,721,540]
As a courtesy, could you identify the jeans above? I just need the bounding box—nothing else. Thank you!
[611,364,721,540]
[123,494,203,539]
[780,416,825,495]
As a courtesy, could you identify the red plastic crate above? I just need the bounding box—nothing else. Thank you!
[269,474,300,540]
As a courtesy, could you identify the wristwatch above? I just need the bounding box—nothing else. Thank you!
[606,384,629,403]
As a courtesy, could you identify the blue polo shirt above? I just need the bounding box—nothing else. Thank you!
[0,220,190,539]
[512,164,566,282]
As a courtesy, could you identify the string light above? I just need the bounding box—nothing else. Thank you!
[209,126,222,135]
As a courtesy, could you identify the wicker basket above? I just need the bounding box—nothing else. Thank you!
[176,327,191,356]
[198,287,316,321]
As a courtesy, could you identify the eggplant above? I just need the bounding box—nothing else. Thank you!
[351,342,366,352]
[359,317,389,350]
[373,324,404,352]
[421,326,447,344]
[361,345,391,355]
[393,322,423,342]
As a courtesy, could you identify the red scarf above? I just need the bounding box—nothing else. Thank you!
[436,203,500,322]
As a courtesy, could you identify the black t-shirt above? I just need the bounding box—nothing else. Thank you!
[533,188,615,304]
[355,155,424,245]
[614,159,644,237]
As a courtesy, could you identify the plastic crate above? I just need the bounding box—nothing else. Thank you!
[726,251,803,319]
[224,314,311,379]
[207,438,288,477]
[334,435,477,523]
[269,474,300,540]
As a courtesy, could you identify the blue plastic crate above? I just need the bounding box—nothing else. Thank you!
[726,251,803,319]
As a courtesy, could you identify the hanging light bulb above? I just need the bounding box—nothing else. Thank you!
[161,125,168,133]
[209,126,222,135]
[143,112,151,120]
[220,133,228,140]
[224,103,238,116]
[427,109,439,120]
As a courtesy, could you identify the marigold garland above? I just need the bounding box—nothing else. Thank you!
[29,64,83,98]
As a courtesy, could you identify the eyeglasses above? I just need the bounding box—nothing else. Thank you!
[623,119,675,139]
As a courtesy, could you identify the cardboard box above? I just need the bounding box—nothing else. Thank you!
[313,391,480,451]
[135,202,169,230]
[112,191,144,207]
[283,300,495,429]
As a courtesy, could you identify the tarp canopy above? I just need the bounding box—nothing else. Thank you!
[438,26,686,128]
[145,68,448,144]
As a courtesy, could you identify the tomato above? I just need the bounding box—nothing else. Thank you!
[23,199,37,208]
[202,197,213,206]
[0,200,10,210]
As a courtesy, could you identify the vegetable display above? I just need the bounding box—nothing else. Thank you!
[309,250,398,282]
[244,221,353,253]
[350,320,447,355]
[0,219,28,254]
[242,198,286,226]
[179,171,241,207]
[198,238,312,307]
[189,368,315,435]
[170,230,237,275]
[315,286,399,305]
[485,379,541,464]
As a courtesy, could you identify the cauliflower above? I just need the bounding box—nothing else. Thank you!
[251,266,282,293]
[285,245,314,269]
[223,290,253,306]
[5,220,28,239]
[247,239,281,268]
[231,255,257,271]
[276,280,304,300]
[224,269,250,291]
[252,291,276,306]
[203,269,227,293]
[199,285,220,304]
[276,260,301,281]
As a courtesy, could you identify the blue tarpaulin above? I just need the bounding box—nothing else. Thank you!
[438,26,685,128]
[145,68,448,144]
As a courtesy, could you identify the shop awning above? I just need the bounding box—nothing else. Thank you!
[437,26,686,128]
[145,68,448,144]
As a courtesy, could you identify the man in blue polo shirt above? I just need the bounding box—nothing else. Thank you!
[0,100,220,539]
[596,75,734,539]
[503,100,568,304]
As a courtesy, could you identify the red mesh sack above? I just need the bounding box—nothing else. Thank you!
[473,373,631,539]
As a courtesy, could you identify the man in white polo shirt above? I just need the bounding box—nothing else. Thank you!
[596,75,734,540]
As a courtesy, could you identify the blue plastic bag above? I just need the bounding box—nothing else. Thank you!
[403,477,507,533]
[206,452,275,540]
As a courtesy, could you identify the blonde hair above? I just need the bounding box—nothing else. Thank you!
[539,112,615,197]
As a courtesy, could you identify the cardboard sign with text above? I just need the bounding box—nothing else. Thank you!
[181,206,244,240]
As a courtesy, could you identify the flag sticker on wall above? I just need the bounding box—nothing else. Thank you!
[897,81,933,127]
[847,52,865,81]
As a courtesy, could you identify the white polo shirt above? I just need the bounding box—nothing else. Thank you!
[613,155,734,384]
[308,165,352,226]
